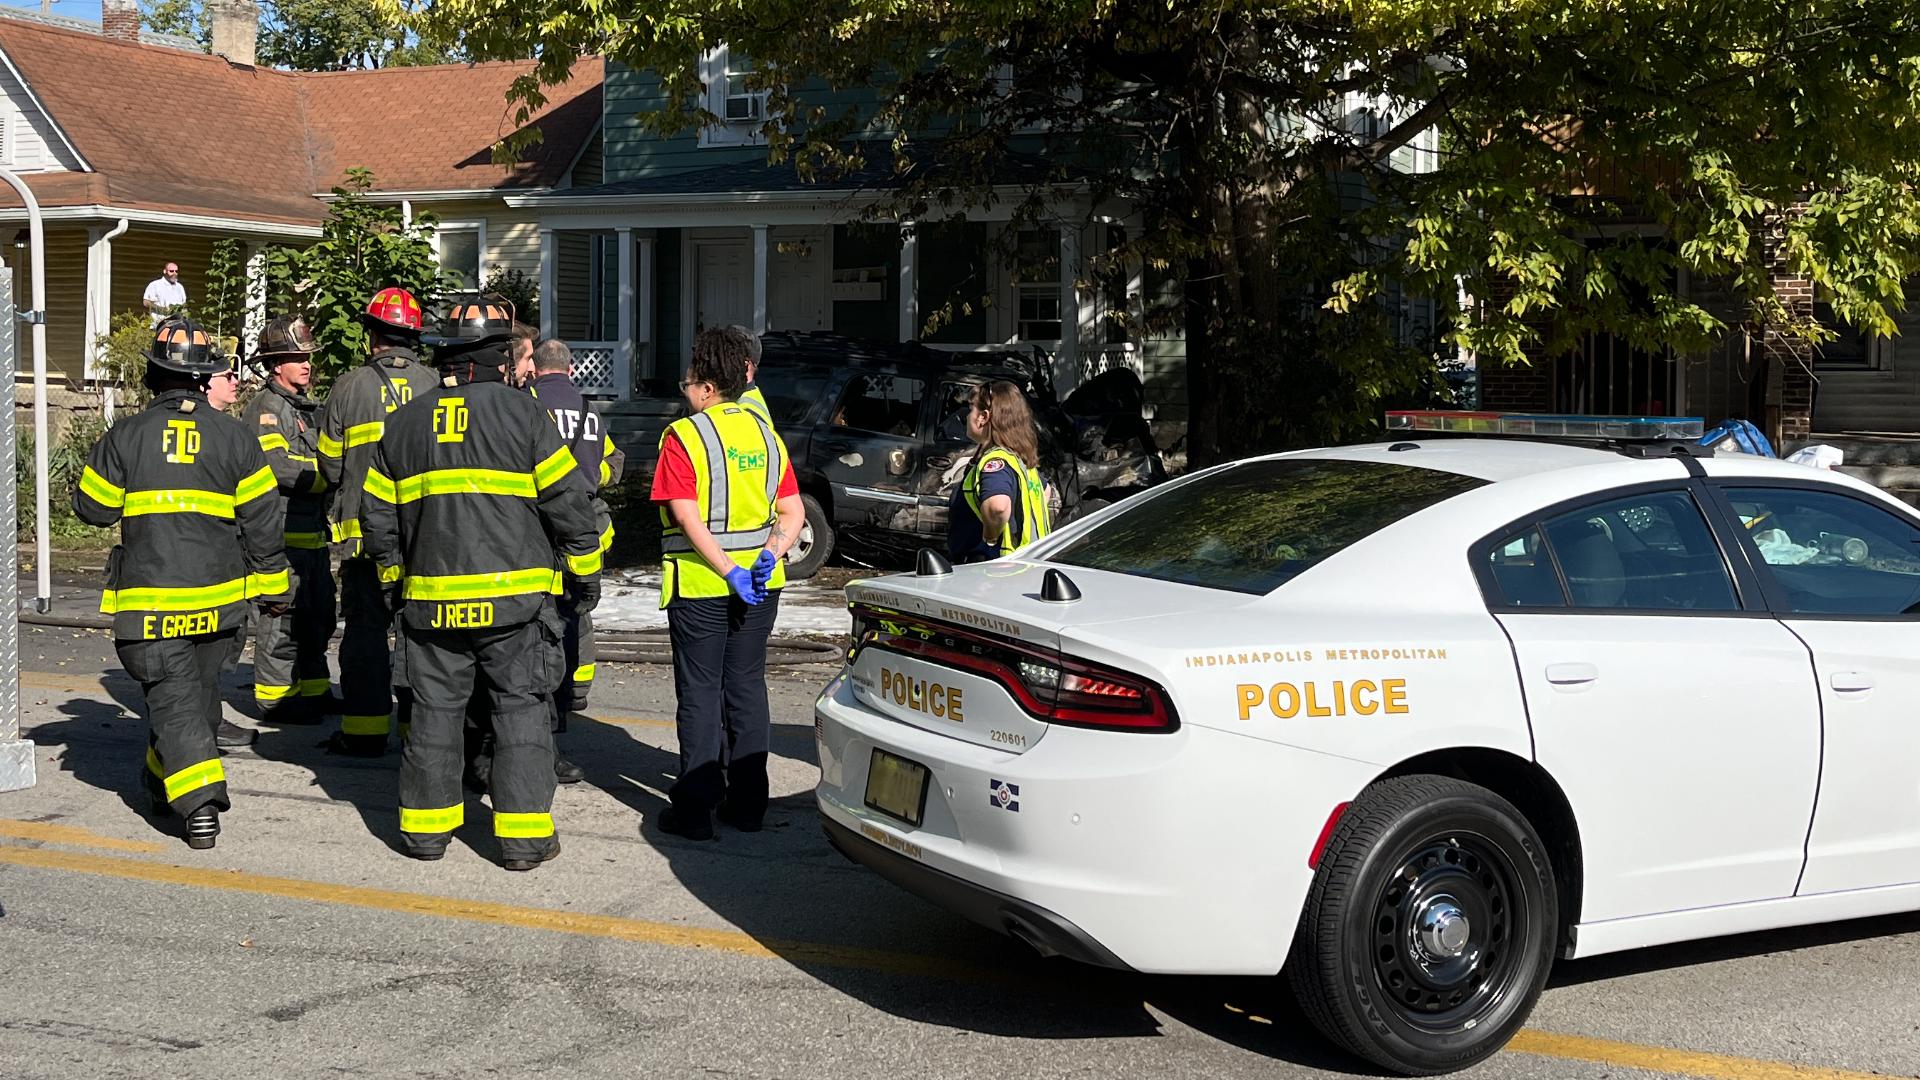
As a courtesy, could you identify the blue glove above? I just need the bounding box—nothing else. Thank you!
[725,565,764,605]
[750,548,778,591]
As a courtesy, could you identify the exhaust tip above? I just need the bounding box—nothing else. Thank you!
[915,548,954,577]
[1040,567,1081,603]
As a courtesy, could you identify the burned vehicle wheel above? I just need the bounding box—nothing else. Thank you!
[785,494,834,580]
[1287,775,1557,1075]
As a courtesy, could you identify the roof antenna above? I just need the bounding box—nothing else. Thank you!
[915,548,952,577]
[1040,568,1081,603]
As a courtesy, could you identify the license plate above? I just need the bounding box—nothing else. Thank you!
[864,748,930,827]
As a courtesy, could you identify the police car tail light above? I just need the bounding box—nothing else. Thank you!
[852,604,1177,733]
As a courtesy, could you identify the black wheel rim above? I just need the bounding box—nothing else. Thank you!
[1370,831,1526,1033]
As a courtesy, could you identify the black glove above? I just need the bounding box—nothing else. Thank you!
[568,575,601,615]
[384,582,405,615]
[256,601,290,618]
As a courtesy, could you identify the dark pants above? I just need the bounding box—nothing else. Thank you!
[666,591,779,825]
[253,546,336,716]
[553,594,594,730]
[337,556,393,749]
[121,629,238,817]
[398,610,560,862]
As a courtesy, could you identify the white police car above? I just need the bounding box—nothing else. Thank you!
[814,412,1920,1074]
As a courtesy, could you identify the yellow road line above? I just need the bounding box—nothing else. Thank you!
[0,839,1892,1080]
[1506,1029,1888,1080]
[0,820,166,854]
[0,842,983,981]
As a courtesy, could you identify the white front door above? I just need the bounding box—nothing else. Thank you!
[768,228,829,332]
[1487,486,1821,922]
[694,240,752,335]
[1712,483,1920,896]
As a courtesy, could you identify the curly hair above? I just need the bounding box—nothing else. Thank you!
[687,327,752,400]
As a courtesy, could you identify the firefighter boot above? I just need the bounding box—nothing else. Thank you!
[185,805,220,850]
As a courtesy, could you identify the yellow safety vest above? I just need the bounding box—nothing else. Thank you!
[658,402,789,606]
[739,384,773,428]
[962,446,1051,555]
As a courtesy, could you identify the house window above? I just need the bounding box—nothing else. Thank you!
[1014,229,1062,341]
[587,232,620,340]
[697,46,769,148]
[436,224,483,292]
[1812,294,1884,370]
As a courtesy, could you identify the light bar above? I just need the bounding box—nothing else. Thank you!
[1385,410,1705,440]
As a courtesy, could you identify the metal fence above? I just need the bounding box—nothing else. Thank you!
[0,261,31,792]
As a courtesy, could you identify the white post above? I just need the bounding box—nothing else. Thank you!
[243,242,266,359]
[615,226,634,399]
[750,224,769,333]
[898,222,918,342]
[0,168,51,613]
[636,236,655,384]
[1056,223,1081,395]
[538,228,557,341]
[83,226,104,380]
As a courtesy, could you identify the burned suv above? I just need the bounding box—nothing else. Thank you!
[751,332,1165,578]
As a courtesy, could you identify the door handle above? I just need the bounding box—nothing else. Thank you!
[1545,662,1598,686]
[1830,671,1874,693]
[822,441,853,454]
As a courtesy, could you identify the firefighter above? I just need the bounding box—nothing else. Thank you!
[727,324,773,428]
[361,301,602,870]
[317,288,439,756]
[241,316,336,725]
[526,337,623,783]
[204,342,262,749]
[73,317,291,849]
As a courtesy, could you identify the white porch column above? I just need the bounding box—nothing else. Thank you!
[898,222,918,342]
[538,228,557,341]
[1056,224,1081,394]
[636,236,656,382]
[614,226,635,400]
[243,243,266,358]
[750,224,769,333]
[82,226,105,380]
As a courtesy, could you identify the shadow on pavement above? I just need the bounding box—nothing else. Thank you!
[1549,909,1920,988]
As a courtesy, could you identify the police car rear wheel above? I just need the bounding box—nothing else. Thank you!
[784,493,833,580]
[1287,775,1557,1076]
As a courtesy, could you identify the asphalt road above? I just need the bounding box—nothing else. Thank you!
[2,620,1918,1080]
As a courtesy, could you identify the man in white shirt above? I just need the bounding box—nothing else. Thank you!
[143,263,186,325]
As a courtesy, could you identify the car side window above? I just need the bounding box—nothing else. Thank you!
[1720,487,1920,616]
[935,382,975,443]
[831,373,925,437]
[1486,526,1566,607]
[1526,491,1739,611]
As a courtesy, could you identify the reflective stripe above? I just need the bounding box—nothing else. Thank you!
[341,714,389,735]
[247,569,291,597]
[317,431,343,458]
[297,678,331,697]
[258,433,290,453]
[163,757,225,802]
[400,804,464,833]
[598,523,615,553]
[332,519,362,543]
[402,567,562,601]
[288,452,319,467]
[79,466,125,508]
[494,811,555,839]
[285,531,327,550]
[343,421,384,449]
[123,489,236,519]
[255,683,295,703]
[572,663,595,684]
[565,549,602,576]
[236,465,277,505]
[688,411,730,534]
[363,467,397,503]
[533,446,576,492]
[378,562,405,584]
[660,526,771,554]
[145,746,163,778]
[598,458,611,486]
[100,578,245,614]
[393,469,537,503]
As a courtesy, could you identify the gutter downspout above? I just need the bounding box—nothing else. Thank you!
[400,199,412,228]
[98,217,128,425]
[0,168,50,613]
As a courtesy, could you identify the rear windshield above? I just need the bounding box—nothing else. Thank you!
[1049,458,1486,594]
[754,367,837,427]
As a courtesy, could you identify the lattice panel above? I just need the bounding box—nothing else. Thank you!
[571,346,615,391]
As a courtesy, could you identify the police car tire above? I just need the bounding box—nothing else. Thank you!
[1286,775,1557,1076]
[785,493,833,581]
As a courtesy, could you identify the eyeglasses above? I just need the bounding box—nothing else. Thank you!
[211,371,239,382]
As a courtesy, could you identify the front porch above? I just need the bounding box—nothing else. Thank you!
[511,174,1166,411]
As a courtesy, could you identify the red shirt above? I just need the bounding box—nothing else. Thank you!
[651,432,799,503]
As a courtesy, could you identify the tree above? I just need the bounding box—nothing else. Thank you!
[141,0,209,46]
[262,168,444,382]
[259,0,459,70]
[415,0,1920,464]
